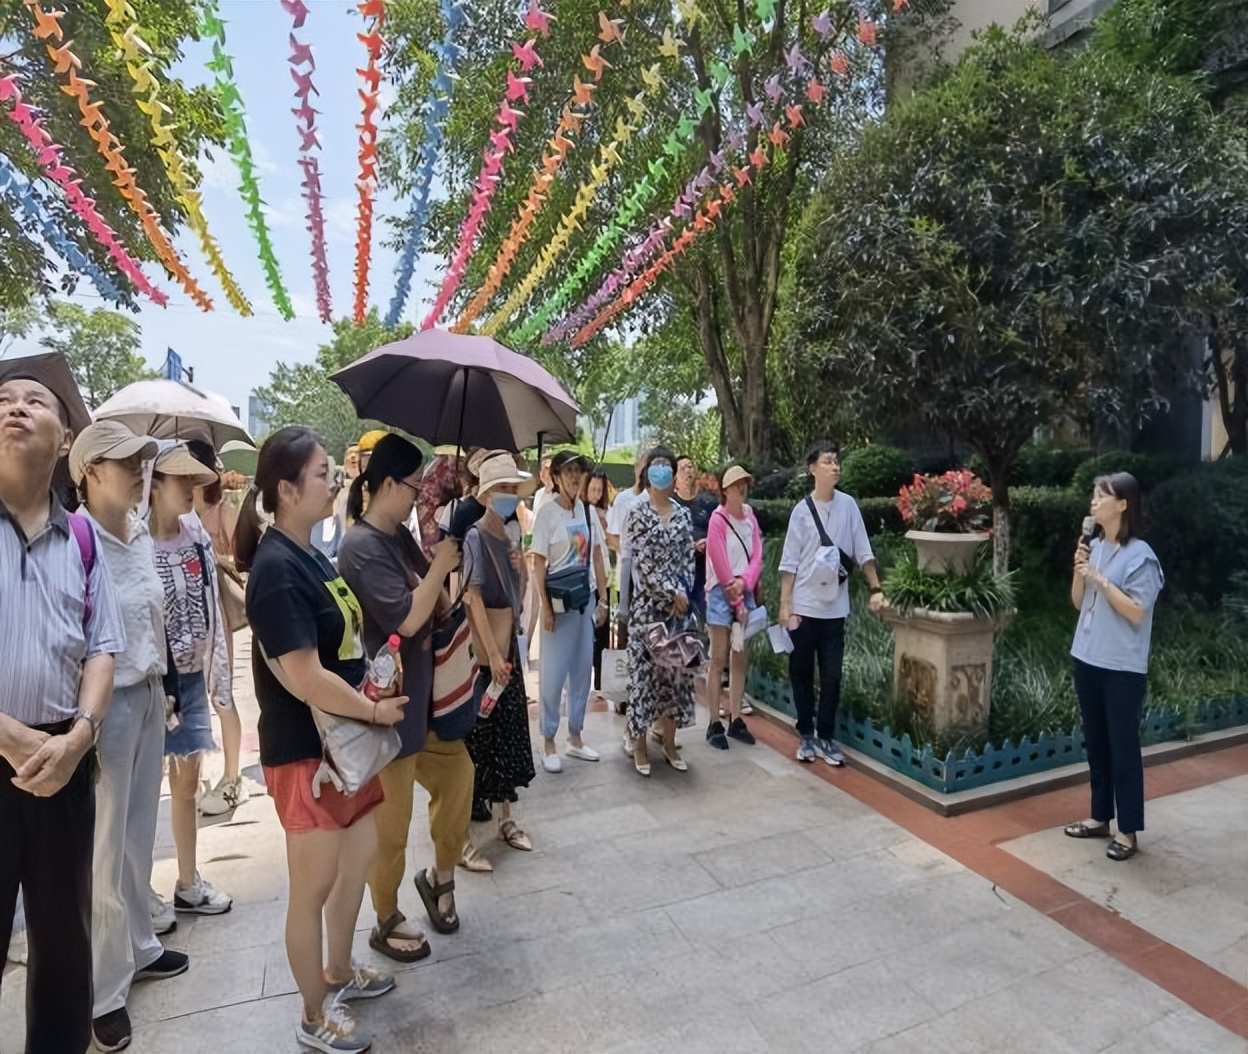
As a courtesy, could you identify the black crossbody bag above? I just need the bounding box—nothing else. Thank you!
[545,501,595,614]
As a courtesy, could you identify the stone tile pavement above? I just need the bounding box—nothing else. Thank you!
[2,633,1245,1053]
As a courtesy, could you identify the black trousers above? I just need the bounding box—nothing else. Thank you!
[788,616,846,739]
[592,618,610,690]
[1073,659,1146,834]
[0,724,96,1054]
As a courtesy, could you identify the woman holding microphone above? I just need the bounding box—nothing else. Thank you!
[1065,472,1163,862]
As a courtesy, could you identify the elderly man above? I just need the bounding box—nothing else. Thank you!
[0,353,125,1054]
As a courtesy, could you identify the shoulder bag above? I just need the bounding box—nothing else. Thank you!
[804,496,853,593]
[544,500,595,615]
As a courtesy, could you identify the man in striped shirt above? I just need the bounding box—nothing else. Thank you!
[0,354,125,1054]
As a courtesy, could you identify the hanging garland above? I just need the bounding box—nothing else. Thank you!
[19,0,212,309]
[421,14,542,329]
[0,75,167,306]
[283,0,331,322]
[0,151,131,307]
[384,0,467,329]
[352,0,384,324]
[450,0,589,332]
[101,0,251,316]
[202,3,294,320]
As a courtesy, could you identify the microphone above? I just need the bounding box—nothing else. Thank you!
[1080,516,1098,548]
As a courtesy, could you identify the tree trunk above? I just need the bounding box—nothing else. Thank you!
[687,262,747,456]
[987,461,1011,576]
[1210,329,1248,457]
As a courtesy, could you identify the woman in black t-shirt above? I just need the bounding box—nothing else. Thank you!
[234,427,407,1054]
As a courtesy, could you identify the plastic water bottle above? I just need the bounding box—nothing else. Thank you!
[363,635,401,701]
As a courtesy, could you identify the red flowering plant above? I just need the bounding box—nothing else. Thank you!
[897,470,992,533]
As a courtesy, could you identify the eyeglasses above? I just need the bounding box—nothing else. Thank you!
[396,478,421,497]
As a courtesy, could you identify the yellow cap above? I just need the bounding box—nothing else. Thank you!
[357,429,388,452]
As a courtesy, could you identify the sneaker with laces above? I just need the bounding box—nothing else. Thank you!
[815,737,845,766]
[148,888,176,935]
[705,720,729,750]
[796,736,817,763]
[174,872,233,915]
[297,1002,371,1054]
[325,964,395,1002]
[727,717,756,745]
[93,1006,132,1052]
[199,775,248,817]
[134,948,189,982]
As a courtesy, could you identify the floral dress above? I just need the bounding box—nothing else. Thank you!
[625,497,696,739]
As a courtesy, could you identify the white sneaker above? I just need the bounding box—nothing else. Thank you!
[148,888,177,935]
[542,752,563,773]
[174,872,233,915]
[297,1001,371,1054]
[566,743,600,762]
[199,775,248,817]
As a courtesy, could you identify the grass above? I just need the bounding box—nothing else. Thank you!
[750,535,1247,758]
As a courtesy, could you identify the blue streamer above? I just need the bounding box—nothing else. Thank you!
[385,0,466,329]
[0,154,133,309]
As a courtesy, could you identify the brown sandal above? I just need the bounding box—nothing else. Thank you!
[414,869,460,934]
[368,911,431,963]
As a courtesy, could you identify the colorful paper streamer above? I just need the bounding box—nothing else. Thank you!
[202,3,294,320]
[384,0,466,329]
[0,151,132,308]
[352,0,384,324]
[284,0,332,322]
[0,75,167,306]
[421,18,542,329]
[101,0,251,316]
[20,0,210,309]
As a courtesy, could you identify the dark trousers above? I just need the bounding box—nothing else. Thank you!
[789,616,846,739]
[0,725,96,1054]
[592,618,609,690]
[1073,659,1146,834]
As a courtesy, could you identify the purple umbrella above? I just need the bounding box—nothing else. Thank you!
[331,329,578,451]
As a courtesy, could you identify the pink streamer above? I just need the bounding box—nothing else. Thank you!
[286,11,331,322]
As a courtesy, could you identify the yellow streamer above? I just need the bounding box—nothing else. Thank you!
[103,0,251,315]
[23,0,213,310]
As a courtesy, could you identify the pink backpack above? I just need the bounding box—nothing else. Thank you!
[67,512,97,624]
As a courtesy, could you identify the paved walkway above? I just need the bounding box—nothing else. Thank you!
[2,633,1245,1053]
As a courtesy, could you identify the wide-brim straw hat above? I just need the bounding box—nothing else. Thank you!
[721,464,754,491]
[154,441,219,487]
[476,450,537,499]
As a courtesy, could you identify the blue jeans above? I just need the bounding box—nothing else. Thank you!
[539,603,595,740]
[1073,659,1146,833]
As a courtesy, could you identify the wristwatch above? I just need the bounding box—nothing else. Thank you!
[73,708,101,746]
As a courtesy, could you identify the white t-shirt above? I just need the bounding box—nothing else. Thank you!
[532,487,554,518]
[606,488,646,560]
[778,492,874,620]
[530,498,604,574]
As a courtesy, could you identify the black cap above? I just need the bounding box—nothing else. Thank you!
[550,450,593,476]
[0,352,91,434]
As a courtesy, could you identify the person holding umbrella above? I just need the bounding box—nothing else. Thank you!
[461,452,537,861]
[530,452,610,772]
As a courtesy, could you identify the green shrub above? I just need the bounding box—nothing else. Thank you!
[1147,458,1248,607]
[752,466,803,500]
[882,545,1016,619]
[783,472,812,500]
[839,444,914,499]
[751,499,793,537]
[1008,486,1088,578]
[858,496,906,535]
[969,444,1092,488]
[1070,451,1188,497]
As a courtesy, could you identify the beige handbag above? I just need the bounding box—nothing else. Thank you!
[217,559,248,633]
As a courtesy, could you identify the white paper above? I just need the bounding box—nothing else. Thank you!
[768,623,793,654]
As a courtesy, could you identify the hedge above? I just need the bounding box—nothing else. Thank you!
[1069,451,1188,497]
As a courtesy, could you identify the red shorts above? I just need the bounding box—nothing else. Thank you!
[263,758,384,834]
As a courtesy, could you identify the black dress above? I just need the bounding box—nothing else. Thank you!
[462,525,535,811]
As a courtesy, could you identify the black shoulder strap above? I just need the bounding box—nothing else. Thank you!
[804,496,834,548]
[582,499,594,567]
[194,542,214,605]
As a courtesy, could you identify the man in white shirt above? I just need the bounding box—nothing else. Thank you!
[778,441,885,766]
[604,450,649,627]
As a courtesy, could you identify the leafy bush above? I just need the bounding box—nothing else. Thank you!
[1008,486,1088,578]
[859,497,906,536]
[969,444,1092,488]
[882,545,1016,619]
[1147,458,1248,607]
[751,499,793,537]
[839,445,914,499]
[783,471,813,500]
[751,465,804,500]
[1070,451,1188,497]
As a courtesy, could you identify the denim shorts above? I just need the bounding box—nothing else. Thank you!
[706,583,756,628]
[164,670,216,757]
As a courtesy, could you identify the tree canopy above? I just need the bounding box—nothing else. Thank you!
[790,26,1248,569]
[38,300,157,409]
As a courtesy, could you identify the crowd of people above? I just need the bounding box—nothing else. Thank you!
[0,351,1164,1054]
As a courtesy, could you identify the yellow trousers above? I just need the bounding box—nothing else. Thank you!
[369,731,474,922]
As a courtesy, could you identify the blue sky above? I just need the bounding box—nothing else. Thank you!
[10,0,447,417]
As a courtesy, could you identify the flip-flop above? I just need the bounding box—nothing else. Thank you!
[414,870,460,934]
[368,911,431,963]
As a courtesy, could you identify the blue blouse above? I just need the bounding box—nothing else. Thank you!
[1070,537,1164,675]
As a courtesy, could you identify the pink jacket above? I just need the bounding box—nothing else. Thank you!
[706,504,763,604]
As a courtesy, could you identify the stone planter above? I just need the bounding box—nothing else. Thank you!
[905,530,990,574]
[880,607,1013,739]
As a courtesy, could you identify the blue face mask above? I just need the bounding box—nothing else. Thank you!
[490,493,520,519]
[647,464,674,490]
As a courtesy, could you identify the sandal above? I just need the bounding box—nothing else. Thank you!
[368,911,431,963]
[662,745,688,773]
[1106,837,1138,862]
[414,869,460,934]
[459,841,494,873]
[1063,820,1111,839]
[499,818,532,852]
